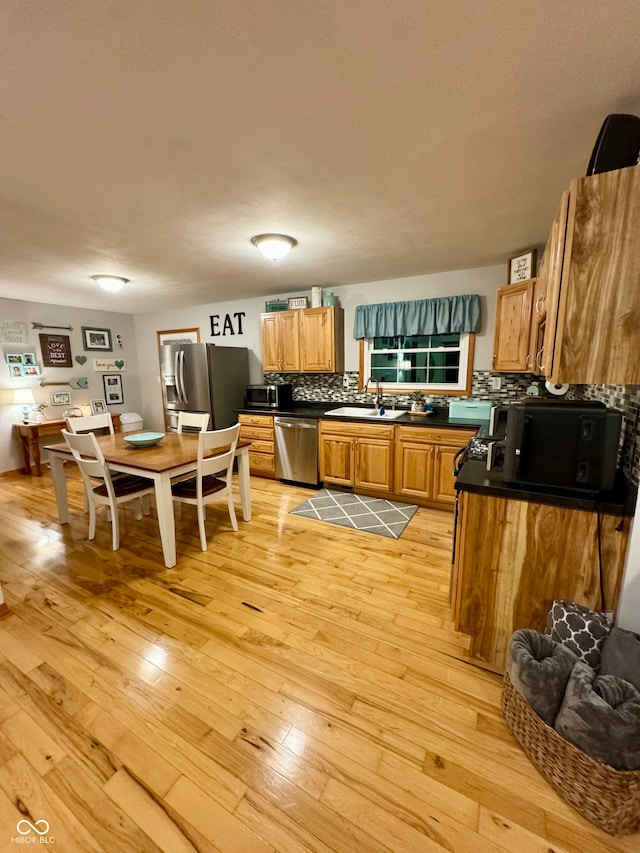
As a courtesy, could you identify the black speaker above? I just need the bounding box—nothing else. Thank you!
[586,113,640,175]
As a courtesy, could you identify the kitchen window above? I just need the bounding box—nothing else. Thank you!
[360,332,474,394]
[354,293,480,395]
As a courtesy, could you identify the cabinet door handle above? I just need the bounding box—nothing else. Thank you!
[536,347,544,371]
[525,353,532,369]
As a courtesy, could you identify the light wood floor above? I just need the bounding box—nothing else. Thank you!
[0,467,636,852]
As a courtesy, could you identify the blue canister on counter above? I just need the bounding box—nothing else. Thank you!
[323,291,337,306]
[424,396,434,413]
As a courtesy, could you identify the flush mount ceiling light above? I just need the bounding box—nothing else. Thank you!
[251,234,297,260]
[91,275,129,292]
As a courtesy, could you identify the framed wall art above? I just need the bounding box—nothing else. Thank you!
[102,373,124,405]
[508,249,537,284]
[156,328,200,347]
[287,296,308,309]
[81,326,113,351]
[6,353,24,365]
[39,333,73,367]
[50,391,71,406]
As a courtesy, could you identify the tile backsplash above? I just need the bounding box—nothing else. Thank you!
[264,371,640,484]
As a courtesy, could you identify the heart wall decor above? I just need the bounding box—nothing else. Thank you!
[75,355,87,365]
[115,360,125,369]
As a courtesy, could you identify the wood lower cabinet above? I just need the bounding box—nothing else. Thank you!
[238,413,275,478]
[395,426,476,506]
[452,490,630,674]
[319,420,394,493]
[319,420,475,507]
[260,306,344,373]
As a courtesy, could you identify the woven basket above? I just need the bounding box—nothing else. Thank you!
[501,673,640,836]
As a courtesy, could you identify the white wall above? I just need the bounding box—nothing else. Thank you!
[0,298,140,472]
[132,264,504,431]
[617,495,640,633]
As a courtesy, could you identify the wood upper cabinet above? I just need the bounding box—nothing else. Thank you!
[299,307,344,373]
[452,490,630,673]
[395,426,475,505]
[260,311,300,372]
[319,420,394,493]
[260,306,344,373]
[532,190,569,376]
[545,165,640,384]
[491,279,535,372]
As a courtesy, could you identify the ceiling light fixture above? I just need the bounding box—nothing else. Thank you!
[91,275,129,292]
[251,234,297,260]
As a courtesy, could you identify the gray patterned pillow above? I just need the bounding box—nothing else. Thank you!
[545,600,611,670]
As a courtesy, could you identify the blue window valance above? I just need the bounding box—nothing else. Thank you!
[353,293,481,339]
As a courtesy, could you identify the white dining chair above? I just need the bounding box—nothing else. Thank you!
[61,429,155,551]
[65,412,124,511]
[64,413,116,436]
[177,411,210,434]
[171,424,240,551]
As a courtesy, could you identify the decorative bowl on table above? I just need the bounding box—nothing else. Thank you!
[123,432,165,448]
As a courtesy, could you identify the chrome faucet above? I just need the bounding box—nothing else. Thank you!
[367,376,382,411]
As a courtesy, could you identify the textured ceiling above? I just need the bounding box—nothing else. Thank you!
[1,1,640,314]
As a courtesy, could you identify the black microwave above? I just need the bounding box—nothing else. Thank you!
[503,400,622,493]
[245,383,293,409]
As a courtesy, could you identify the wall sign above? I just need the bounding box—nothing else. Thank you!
[93,358,126,371]
[39,334,72,367]
[209,312,246,337]
[508,249,537,284]
[0,321,27,343]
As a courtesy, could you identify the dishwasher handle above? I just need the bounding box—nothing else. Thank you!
[275,421,316,429]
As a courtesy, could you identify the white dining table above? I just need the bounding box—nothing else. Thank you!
[44,432,251,568]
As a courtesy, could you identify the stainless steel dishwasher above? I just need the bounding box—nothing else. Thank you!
[274,416,318,486]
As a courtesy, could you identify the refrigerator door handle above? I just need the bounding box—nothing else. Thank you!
[179,350,188,405]
[175,351,187,406]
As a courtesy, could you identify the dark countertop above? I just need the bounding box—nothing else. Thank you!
[237,402,489,432]
[455,458,635,515]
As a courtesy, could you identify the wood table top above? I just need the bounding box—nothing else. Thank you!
[44,433,251,474]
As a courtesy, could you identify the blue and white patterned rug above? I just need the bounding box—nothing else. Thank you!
[290,489,418,539]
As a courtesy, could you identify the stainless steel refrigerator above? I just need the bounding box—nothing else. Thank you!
[160,343,249,432]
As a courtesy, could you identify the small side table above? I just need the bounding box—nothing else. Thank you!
[14,419,66,476]
[13,414,122,476]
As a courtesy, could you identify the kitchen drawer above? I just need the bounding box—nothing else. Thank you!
[246,438,274,454]
[239,425,274,441]
[249,451,275,473]
[319,419,395,440]
[239,413,274,427]
[397,426,476,444]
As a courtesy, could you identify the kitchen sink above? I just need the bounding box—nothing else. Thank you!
[323,406,406,420]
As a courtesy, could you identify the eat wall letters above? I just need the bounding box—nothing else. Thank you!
[209,312,246,337]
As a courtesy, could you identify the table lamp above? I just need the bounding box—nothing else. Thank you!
[13,388,35,423]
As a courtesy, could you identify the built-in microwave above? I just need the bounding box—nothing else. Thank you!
[245,383,293,409]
